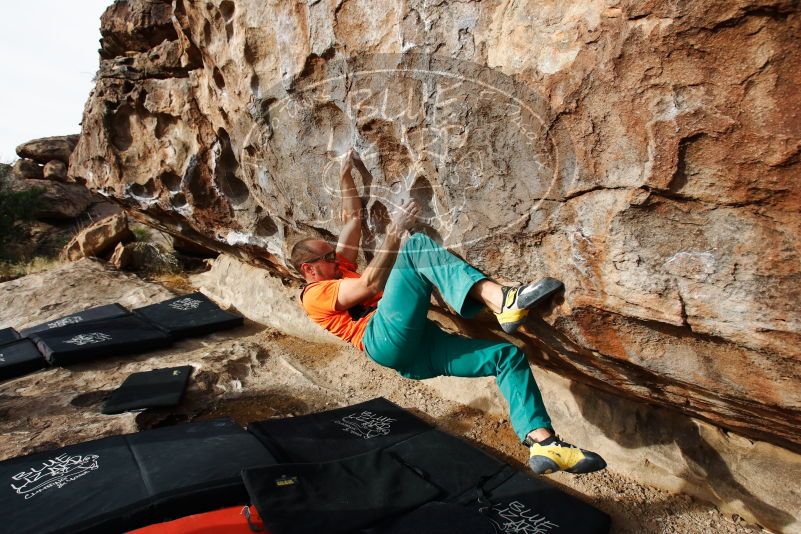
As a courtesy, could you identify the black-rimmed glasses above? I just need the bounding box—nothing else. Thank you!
[303,250,337,265]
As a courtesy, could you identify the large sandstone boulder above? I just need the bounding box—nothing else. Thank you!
[16,134,80,165]
[8,178,93,220]
[109,241,179,272]
[194,253,801,534]
[68,1,801,528]
[62,213,133,260]
[43,160,67,181]
[11,158,43,180]
[70,0,801,449]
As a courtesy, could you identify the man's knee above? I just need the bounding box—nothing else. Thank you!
[499,343,527,367]
[402,232,435,251]
[395,233,437,269]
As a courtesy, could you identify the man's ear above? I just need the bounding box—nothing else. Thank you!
[300,263,313,280]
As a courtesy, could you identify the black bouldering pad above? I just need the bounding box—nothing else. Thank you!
[460,471,611,534]
[0,419,277,534]
[247,397,432,463]
[0,339,47,381]
[134,292,243,339]
[127,418,277,519]
[0,327,20,346]
[385,429,506,501]
[101,366,193,414]
[19,304,130,337]
[242,448,441,534]
[368,501,496,534]
[247,398,610,534]
[0,434,152,534]
[29,315,173,366]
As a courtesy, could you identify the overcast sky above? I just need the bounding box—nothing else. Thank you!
[0,1,112,162]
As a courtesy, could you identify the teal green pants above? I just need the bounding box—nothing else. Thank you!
[362,233,552,441]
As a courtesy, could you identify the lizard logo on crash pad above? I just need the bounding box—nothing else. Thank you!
[63,332,112,346]
[11,453,100,500]
[168,298,202,311]
[46,316,84,329]
[488,500,559,534]
[333,410,397,439]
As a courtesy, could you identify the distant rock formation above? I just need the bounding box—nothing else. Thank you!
[14,135,81,185]
[7,178,93,220]
[11,158,43,180]
[16,134,80,165]
[61,213,133,261]
[9,133,93,220]
[109,240,179,272]
[70,0,800,494]
[43,160,67,182]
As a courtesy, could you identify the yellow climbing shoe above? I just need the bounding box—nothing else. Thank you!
[495,278,564,334]
[528,436,607,475]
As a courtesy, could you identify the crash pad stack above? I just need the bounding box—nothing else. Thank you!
[0,328,47,381]
[0,294,244,382]
[28,314,173,366]
[245,397,612,534]
[0,419,276,534]
[0,399,610,533]
[19,304,131,337]
[19,303,172,368]
[133,292,244,339]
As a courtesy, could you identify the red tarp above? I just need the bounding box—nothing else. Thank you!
[130,506,265,533]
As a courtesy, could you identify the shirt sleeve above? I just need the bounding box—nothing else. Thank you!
[302,280,340,316]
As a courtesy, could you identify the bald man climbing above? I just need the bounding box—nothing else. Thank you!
[290,149,606,476]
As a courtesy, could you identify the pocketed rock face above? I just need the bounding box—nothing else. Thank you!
[71,0,800,470]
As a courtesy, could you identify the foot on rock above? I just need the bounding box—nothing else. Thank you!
[495,277,564,334]
[528,435,607,475]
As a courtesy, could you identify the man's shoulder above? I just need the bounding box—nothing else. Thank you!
[301,280,341,315]
[335,252,358,272]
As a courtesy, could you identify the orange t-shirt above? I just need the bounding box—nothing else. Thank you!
[300,254,382,351]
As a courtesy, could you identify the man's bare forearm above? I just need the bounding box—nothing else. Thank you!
[340,165,362,221]
[360,224,404,292]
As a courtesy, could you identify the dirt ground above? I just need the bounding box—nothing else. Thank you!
[259,335,767,534]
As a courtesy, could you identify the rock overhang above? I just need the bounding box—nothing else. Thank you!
[67,0,801,452]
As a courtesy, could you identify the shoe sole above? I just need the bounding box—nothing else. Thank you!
[517,277,563,309]
[566,455,607,474]
[529,456,560,475]
[529,452,607,475]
